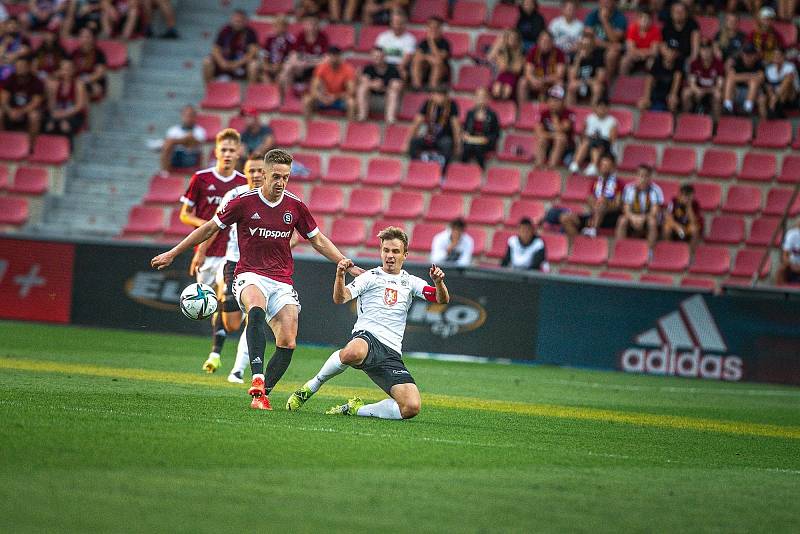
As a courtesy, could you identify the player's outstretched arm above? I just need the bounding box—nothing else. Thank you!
[429,264,450,304]
[333,258,355,304]
[308,231,365,276]
[151,219,220,270]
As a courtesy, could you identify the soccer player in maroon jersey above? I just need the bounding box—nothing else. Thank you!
[152,149,363,410]
[178,128,248,374]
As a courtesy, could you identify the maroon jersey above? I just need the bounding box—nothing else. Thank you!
[540,107,575,134]
[292,30,328,58]
[213,189,318,285]
[264,32,295,64]
[689,57,724,88]
[525,45,565,77]
[215,25,258,61]
[1,74,44,108]
[181,167,247,257]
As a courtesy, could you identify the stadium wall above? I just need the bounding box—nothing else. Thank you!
[2,236,799,386]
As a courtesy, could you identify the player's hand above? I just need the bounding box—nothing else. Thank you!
[337,258,354,274]
[347,265,366,277]
[189,250,205,276]
[151,251,175,270]
[430,264,445,283]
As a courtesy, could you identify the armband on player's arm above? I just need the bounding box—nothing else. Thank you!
[422,286,438,303]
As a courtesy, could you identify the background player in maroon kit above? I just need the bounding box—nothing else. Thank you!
[152,149,363,410]
[179,127,247,373]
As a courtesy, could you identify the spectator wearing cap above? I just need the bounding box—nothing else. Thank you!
[616,164,663,249]
[356,46,403,123]
[517,30,566,109]
[663,183,701,251]
[159,104,206,173]
[760,47,799,119]
[410,16,451,91]
[302,46,356,119]
[620,8,661,75]
[202,9,259,83]
[239,108,274,161]
[638,43,682,112]
[683,40,724,118]
[430,218,474,267]
[659,1,699,68]
[501,218,548,271]
[535,85,575,169]
[406,86,460,166]
[460,87,499,169]
[750,7,784,63]
[723,42,764,115]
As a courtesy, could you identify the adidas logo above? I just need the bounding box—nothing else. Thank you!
[252,356,262,364]
[620,295,743,381]
[208,184,216,191]
[251,213,261,219]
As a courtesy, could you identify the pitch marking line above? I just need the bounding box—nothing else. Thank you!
[1,357,799,440]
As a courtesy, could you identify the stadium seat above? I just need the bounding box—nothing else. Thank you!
[763,188,800,216]
[489,3,518,28]
[256,0,293,15]
[713,117,752,145]
[673,114,712,143]
[122,206,164,235]
[0,197,28,226]
[330,217,366,247]
[561,174,594,202]
[752,120,792,149]
[398,92,429,121]
[323,155,361,184]
[473,32,496,58]
[639,273,674,285]
[698,149,737,179]
[411,0,448,23]
[467,227,487,256]
[541,232,567,263]
[689,245,731,275]
[380,124,412,154]
[558,267,592,277]
[249,21,273,45]
[163,209,191,238]
[706,215,745,244]
[680,278,716,291]
[777,155,800,183]
[450,0,487,26]
[571,106,593,134]
[634,111,674,140]
[696,15,720,40]
[0,131,29,161]
[610,76,645,106]
[326,24,356,51]
[607,239,649,269]
[409,223,446,252]
[453,65,492,92]
[227,115,246,133]
[521,170,561,200]
[143,176,183,205]
[402,161,441,190]
[345,188,384,217]
[506,200,544,226]
[731,249,771,279]
[514,102,543,130]
[425,194,464,222]
[599,271,634,281]
[300,120,341,149]
[355,25,386,52]
[648,242,690,272]
[481,167,521,196]
[9,166,48,195]
[497,134,535,162]
[609,108,634,137]
[452,96,474,123]
[722,185,762,214]
[200,81,240,110]
[693,182,722,211]
[618,144,657,172]
[466,197,505,225]
[568,235,608,266]
[195,114,221,141]
[364,157,403,186]
[738,153,776,182]
[655,180,680,202]
[308,186,344,214]
[241,83,280,112]
[657,147,696,176]
[29,135,69,165]
[279,89,303,114]
[387,191,425,219]
[340,122,380,152]
[362,220,406,250]
[269,118,300,146]
[443,31,471,59]
[291,152,321,181]
[490,99,517,128]
[746,217,782,247]
[442,162,482,193]
[0,165,8,190]
[487,230,514,259]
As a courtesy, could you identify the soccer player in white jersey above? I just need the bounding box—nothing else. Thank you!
[286,227,449,420]
[152,149,363,410]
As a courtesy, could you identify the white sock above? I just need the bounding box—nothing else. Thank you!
[743,100,753,112]
[232,334,249,375]
[723,99,733,111]
[306,350,348,393]
[356,398,402,420]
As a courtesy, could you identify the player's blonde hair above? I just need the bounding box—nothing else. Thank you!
[264,148,293,166]
[378,226,408,252]
[215,127,241,145]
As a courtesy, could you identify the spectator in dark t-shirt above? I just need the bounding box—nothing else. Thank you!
[663,183,701,251]
[279,15,328,95]
[356,46,402,123]
[239,108,274,159]
[518,30,566,108]
[0,17,32,81]
[682,41,724,117]
[0,56,44,137]
[583,0,627,75]
[516,0,546,52]
[260,14,295,82]
[460,87,499,169]
[32,30,67,80]
[714,13,746,64]
[660,1,699,67]
[535,85,574,169]
[71,28,107,100]
[203,9,259,83]
[639,44,682,112]
[407,86,461,166]
[566,30,607,106]
[723,43,764,115]
[411,17,450,90]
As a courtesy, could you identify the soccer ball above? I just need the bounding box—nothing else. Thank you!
[179,283,218,320]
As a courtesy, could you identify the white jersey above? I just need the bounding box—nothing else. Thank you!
[345,268,433,354]
[783,228,800,266]
[218,184,252,262]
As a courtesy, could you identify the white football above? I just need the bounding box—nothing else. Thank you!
[179,283,218,320]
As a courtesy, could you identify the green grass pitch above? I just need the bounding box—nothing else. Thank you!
[1,320,799,533]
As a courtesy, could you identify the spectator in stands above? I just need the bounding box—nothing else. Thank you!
[620,8,661,75]
[535,85,574,169]
[682,40,724,117]
[44,58,87,138]
[430,218,474,267]
[570,98,617,175]
[516,0,546,52]
[238,108,274,160]
[777,0,797,21]
[62,0,109,37]
[460,87,499,169]
[0,17,32,81]
[488,29,525,101]
[662,183,701,251]
[302,46,356,119]
[159,104,205,173]
[142,0,178,39]
[548,0,583,57]
[202,9,259,84]
[356,46,402,123]
[777,220,800,285]
[749,6,784,63]
[298,0,341,22]
[660,1,700,67]
[32,30,68,80]
[501,217,548,271]
[565,29,607,106]
[344,0,408,25]
[23,0,69,33]
[714,12,745,64]
[374,11,415,78]
[280,15,328,95]
[760,47,799,118]
[638,43,683,112]
[583,0,627,75]
[110,0,141,40]
[407,85,461,166]
[616,165,663,249]
[517,30,566,108]
[723,42,764,115]
[410,16,450,91]
[0,56,44,139]
[258,15,294,83]
[72,27,107,100]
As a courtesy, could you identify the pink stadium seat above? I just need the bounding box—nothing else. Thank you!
[746,217,782,247]
[97,40,127,69]
[610,76,645,106]
[541,232,568,263]
[657,147,696,176]
[0,165,8,190]
[340,122,380,152]
[681,278,716,291]
[200,82,241,110]
[0,132,29,161]
[380,124,412,154]
[398,92,429,121]
[442,162,481,193]
[713,116,752,145]
[731,249,771,279]
[228,115,246,133]
[301,120,341,149]
[763,188,800,216]
[738,153,776,182]
[634,111,674,140]
[619,144,657,172]
[402,160,441,190]
[269,118,300,146]
[514,102,543,130]
[326,24,356,51]
[425,194,465,222]
[279,89,303,114]
[673,114,712,143]
[387,191,425,219]
[0,197,29,226]
[771,20,798,46]
[256,0,293,15]
[143,177,183,204]
[752,120,792,148]
[163,209,191,238]
[411,0,448,23]
[481,167,520,195]
[195,113,221,141]
[410,223,446,252]
[323,155,361,184]
[345,188,384,217]
[490,99,516,128]
[444,31,471,59]
[571,106,592,134]
[473,32,496,57]
[648,241,690,272]
[506,199,544,226]
[249,21,273,45]
[356,25,388,53]
[722,185,761,214]
[689,245,731,275]
[466,197,505,225]
[366,219,406,247]
[558,267,592,277]
[122,206,164,235]
[242,83,280,112]
[778,155,800,184]
[450,0,487,26]
[561,174,594,202]
[487,230,514,259]
[655,180,680,202]
[693,182,722,211]
[489,3,518,28]
[330,217,366,247]
[454,65,492,92]
[497,134,535,162]
[521,169,561,200]
[29,135,69,164]
[10,166,48,195]
[568,235,608,266]
[698,149,737,179]
[452,95,474,123]
[308,186,344,214]
[697,15,720,40]
[608,238,649,269]
[609,108,634,137]
[292,152,321,181]
[364,157,403,186]
[640,273,674,285]
[706,215,745,244]
[599,271,634,281]
[467,227,487,255]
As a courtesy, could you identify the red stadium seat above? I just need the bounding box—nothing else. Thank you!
[301,120,341,149]
[402,161,441,190]
[340,122,380,152]
[689,245,731,275]
[599,271,634,281]
[693,182,722,211]
[481,167,520,195]
[571,106,592,134]
[648,242,690,272]
[673,114,712,143]
[364,157,403,186]
[778,155,800,184]
[713,117,752,145]
[467,227,487,256]
[558,267,592,277]
[610,76,645,106]
[292,152,321,181]
[388,191,425,219]
[655,180,680,202]
[0,165,8,190]
[398,92,429,121]
[195,113,221,141]
[308,186,344,214]
[763,188,800,216]
[345,188,384,217]
[561,174,593,202]
[506,200,544,226]
[0,197,29,226]
[568,235,608,266]
[29,135,70,164]
[443,31,471,59]
[122,206,164,235]
[256,0,293,15]
[466,197,505,225]
[249,21,273,45]
[452,95,474,123]
[541,232,568,263]
[698,149,737,179]
[143,177,183,205]
[722,185,761,214]
[0,132,30,161]
[731,249,771,279]
[411,0,448,22]
[681,278,716,291]
[608,238,649,269]
[487,230,514,259]
[696,15,720,40]
[442,162,481,193]
[489,3,518,28]
[269,118,300,146]
[746,217,782,247]
[409,223,446,252]
[514,102,543,130]
[200,81,241,110]
[521,169,560,199]
[380,124,412,154]
[738,153,776,182]
[323,155,361,184]
[228,115,246,133]
[163,209,192,238]
[365,219,407,247]
[453,65,492,92]
[242,83,280,112]
[490,99,516,128]
[10,166,48,195]
[640,273,674,285]
[706,215,745,244]
[473,32,497,57]
[752,120,792,148]
[609,108,634,137]
[634,111,673,140]
[619,144,657,172]
[356,25,387,52]
[450,0,487,26]
[497,134,535,162]
[326,24,356,51]
[425,194,465,222]
[657,147,696,176]
[279,89,303,114]
[330,217,366,247]
[97,40,127,69]
[539,5,561,21]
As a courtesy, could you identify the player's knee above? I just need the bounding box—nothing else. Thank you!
[399,398,420,419]
[338,347,360,365]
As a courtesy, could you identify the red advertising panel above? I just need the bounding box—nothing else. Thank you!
[0,238,75,323]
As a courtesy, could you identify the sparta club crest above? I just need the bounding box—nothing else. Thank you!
[383,288,398,306]
[283,211,293,224]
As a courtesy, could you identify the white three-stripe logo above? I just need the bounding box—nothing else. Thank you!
[634,295,727,352]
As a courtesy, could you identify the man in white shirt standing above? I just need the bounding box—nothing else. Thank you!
[777,220,800,285]
[570,98,618,175]
[548,0,584,57]
[374,11,416,79]
[430,218,474,267]
[159,105,206,173]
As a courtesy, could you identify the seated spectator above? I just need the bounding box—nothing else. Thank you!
[570,98,617,175]
[682,40,724,117]
[714,12,745,65]
[259,15,294,83]
[280,15,328,95]
[302,46,355,119]
[238,108,274,160]
[516,0,546,52]
[723,42,764,115]
[460,87,499,169]
[777,220,800,285]
[141,0,178,39]
[517,30,566,108]
[159,104,206,172]
[566,29,606,106]
[72,28,107,100]
[0,17,32,81]
[760,48,799,118]
[583,0,627,75]
[297,0,341,22]
[749,6,784,63]
[0,56,44,138]
[777,0,796,21]
[488,29,525,101]
[63,0,119,38]
[23,0,69,33]
[44,58,87,137]
[202,9,258,83]
[344,0,408,25]
[620,8,661,75]
[615,165,663,249]
[356,46,402,123]
[662,183,701,251]
[110,0,141,40]
[502,217,548,271]
[535,85,574,169]
[430,218,474,267]
[407,85,460,166]
[374,11,415,78]
[638,43,682,112]
[660,1,699,68]
[548,0,584,57]
[32,30,68,80]
[410,17,450,91]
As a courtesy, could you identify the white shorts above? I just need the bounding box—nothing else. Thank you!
[196,256,225,287]
[232,272,301,322]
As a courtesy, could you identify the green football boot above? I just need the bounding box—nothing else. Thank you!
[286,384,314,411]
[324,397,364,416]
